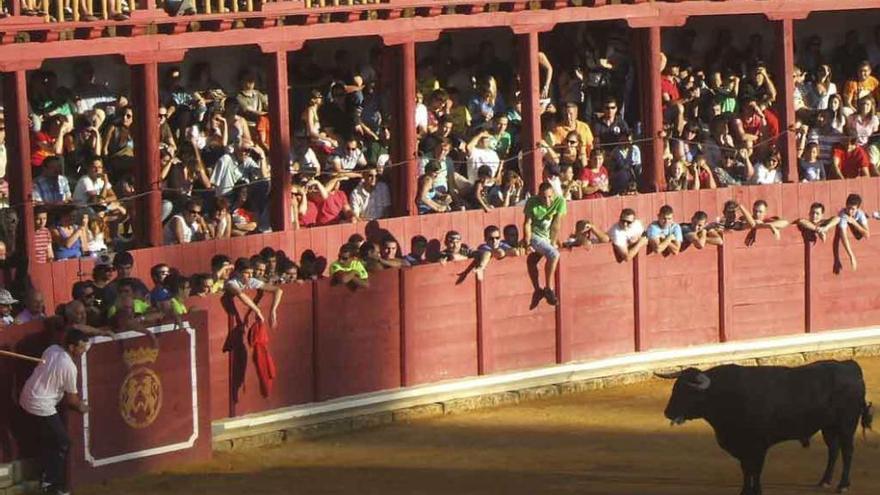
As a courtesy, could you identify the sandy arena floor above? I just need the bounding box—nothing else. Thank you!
[83,356,880,495]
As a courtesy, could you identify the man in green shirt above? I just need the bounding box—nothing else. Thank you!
[522,182,566,305]
[330,243,370,290]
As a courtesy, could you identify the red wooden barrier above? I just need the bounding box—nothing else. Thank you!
[479,256,556,374]
[314,269,402,400]
[810,231,880,332]
[559,246,636,361]
[186,295,234,421]
[725,227,806,341]
[401,261,479,386]
[641,245,720,350]
[223,283,316,416]
[66,312,213,487]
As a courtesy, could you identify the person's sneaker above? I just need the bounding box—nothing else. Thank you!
[872,211,880,220]
[543,287,558,306]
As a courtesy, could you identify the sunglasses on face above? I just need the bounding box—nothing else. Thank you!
[567,140,579,145]
[189,209,202,214]
[621,219,633,226]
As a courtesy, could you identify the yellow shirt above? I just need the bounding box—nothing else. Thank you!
[549,120,594,154]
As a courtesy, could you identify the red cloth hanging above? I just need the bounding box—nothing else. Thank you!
[247,320,276,398]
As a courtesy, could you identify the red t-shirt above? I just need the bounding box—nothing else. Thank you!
[30,131,55,168]
[580,166,609,199]
[763,108,780,142]
[740,113,763,138]
[299,200,319,228]
[315,190,350,226]
[661,77,680,104]
[834,147,870,178]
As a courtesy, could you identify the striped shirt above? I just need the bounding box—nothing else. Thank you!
[34,227,52,264]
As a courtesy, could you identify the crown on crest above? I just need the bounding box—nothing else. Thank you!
[123,346,159,367]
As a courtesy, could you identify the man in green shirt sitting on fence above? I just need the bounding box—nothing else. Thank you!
[522,182,566,306]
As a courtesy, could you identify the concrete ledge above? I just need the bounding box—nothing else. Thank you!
[212,326,880,451]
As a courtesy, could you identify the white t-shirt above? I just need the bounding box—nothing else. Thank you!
[350,181,391,221]
[749,163,783,185]
[466,148,501,183]
[163,214,198,244]
[73,175,106,206]
[225,276,265,292]
[20,345,78,417]
[608,220,645,249]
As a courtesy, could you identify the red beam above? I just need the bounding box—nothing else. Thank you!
[131,62,163,247]
[517,30,542,194]
[267,49,292,232]
[2,71,35,260]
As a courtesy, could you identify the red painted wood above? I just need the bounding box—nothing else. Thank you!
[642,245,720,350]
[810,232,880,332]
[225,283,316,416]
[131,62,163,247]
[480,256,556,373]
[314,269,401,400]
[726,228,806,341]
[267,49,292,232]
[518,30,542,194]
[560,246,636,360]
[2,70,35,260]
[185,295,233,420]
[401,261,479,385]
[774,18,798,183]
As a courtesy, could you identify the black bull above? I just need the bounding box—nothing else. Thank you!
[658,360,873,495]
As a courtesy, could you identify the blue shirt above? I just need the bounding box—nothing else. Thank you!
[646,221,683,244]
[33,175,71,204]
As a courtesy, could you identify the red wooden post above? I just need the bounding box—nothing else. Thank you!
[774,17,799,183]
[517,30,543,194]
[130,62,163,247]
[399,41,418,216]
[644,26,666,192]
[633,253,648,351]
[266,49,292,231]
[717,242,732,343]
[2,70,36,260]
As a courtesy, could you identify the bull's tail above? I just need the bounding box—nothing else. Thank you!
[861,400,874,440]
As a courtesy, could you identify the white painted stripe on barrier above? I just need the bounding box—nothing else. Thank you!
[0,464,10,477]
[215,326,880,434]
[81,322,199,467]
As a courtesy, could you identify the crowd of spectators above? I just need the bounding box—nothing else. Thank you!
[660,27,880,189]
[3,27,880,275]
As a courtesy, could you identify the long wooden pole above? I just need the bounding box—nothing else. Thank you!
[0,350,45,364]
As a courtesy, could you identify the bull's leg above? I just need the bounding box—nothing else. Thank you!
[739,450,767,495]
[837,430,856,493]
[819,429,840,488]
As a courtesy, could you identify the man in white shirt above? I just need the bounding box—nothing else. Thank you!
[466,131,502,183]
[330,138,367,172]
[19,330,90,495]
[349,168,391,221]
[210,143,268,197]
[605,207,647,262]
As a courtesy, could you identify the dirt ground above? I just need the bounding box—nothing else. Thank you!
[83,356,880,495]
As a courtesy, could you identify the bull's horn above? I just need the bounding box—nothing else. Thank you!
[688,373,711,391]
[654,370,682,379]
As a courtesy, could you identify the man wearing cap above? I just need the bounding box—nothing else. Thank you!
[19,329,90,495]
